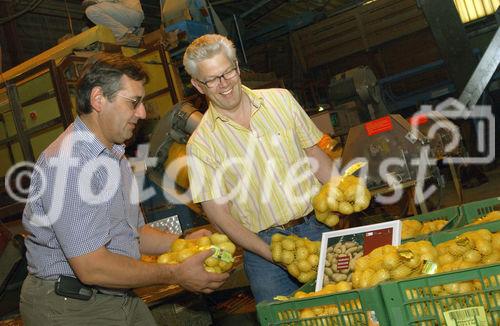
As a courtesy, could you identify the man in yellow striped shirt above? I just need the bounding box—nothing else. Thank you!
[183,34,334,302]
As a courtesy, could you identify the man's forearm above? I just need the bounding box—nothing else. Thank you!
[69,247,178,288]
[139,224,179,255]
[306,145,334,184]
[201,201,272,261]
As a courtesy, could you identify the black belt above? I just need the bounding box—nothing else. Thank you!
[276,211,314,230]
[279,216,306,229]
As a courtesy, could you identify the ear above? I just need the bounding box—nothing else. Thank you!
[191,78,205,95]
[89,86,105,112]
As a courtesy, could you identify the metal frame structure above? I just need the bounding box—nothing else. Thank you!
[0,43,181,221]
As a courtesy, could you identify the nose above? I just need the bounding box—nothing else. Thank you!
[135,102,147,119]
[218,76,230,88]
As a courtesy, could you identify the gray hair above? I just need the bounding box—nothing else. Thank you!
[183,34,237,78]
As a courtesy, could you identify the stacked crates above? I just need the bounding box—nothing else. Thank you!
[256,197,500,325]
[381,222,500,325]
[460,197,500,225]
[401,205,461,243]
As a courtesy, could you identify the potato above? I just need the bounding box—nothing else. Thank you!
[307,254,319,268]
[281,250,294,265]
[463,249,482,264]
[271,233,286,242]
[325,214,340,227]
[475,239,492,256]
[312,192,328,212]
[271,245,283,262]
[281,239,296,251]
[287,262,300,278]
[196,236,211,247]
[297,260,312,272]
[177,247,197,262]
[391,264,412,280]
[338,201,354,215]
[210,233,230,245]
[171,238,189,252]
[204,256,219,267]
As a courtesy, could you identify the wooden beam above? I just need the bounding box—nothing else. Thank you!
[2,25,115,82]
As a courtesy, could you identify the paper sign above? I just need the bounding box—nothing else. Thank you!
[443,306,488,326]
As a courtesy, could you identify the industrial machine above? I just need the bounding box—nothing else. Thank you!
[328,66,389,135]
[141,101,204,233]
[341,114,436,190]
[340,114,445,219]
[149,101,203,169]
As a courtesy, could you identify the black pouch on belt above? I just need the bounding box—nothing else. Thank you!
[55,275,93,300]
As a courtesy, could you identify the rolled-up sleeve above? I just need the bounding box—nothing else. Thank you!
[285,90,323,148]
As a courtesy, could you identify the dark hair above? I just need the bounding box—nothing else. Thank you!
[76,52,149,115]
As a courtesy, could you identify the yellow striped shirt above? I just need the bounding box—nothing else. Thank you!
[186,86,323,232]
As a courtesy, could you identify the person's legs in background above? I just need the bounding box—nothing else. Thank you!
[85,2,144,44]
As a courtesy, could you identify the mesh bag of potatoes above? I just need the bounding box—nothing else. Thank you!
[401,219,448,240]
[312,175,371,228]
[435,229,500,273]
[351,240,438,289]
[270,233,321,283]
[467,210,500,226]
[156,233,236,273]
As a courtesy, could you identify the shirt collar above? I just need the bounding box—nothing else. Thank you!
[74,116,125,159]
[208,85,264,130]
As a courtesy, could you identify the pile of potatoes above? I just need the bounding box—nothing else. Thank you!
[401,219,448,240]
[351,240,438,289]
[350,229,499,289]
[323,241,363,286]
[468,210,500,226]
[435,229,500,272]
[156,233,236,273]
[312,176,371,228]
[270,233,321,283]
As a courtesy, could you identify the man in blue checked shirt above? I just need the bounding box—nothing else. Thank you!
[20,53,228,325]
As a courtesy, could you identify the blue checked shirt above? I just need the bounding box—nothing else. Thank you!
[23,117,145,280]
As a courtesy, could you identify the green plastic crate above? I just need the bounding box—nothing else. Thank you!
[381,220,500,325]
[459,197,500,225]
[256,283,390,325]
[380,263,500,325]
[428,219,500,245]
[401,205,461,243]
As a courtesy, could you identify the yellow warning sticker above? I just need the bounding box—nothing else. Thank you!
[443,306,488,326]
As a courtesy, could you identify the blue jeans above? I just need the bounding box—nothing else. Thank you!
[243,214,330,303]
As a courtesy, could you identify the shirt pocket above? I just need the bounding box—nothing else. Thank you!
[260,129,301,165]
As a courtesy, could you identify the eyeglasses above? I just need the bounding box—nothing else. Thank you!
[116,93,144,110]
[197,65,239,88]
